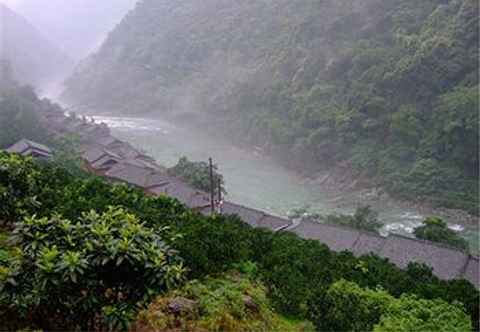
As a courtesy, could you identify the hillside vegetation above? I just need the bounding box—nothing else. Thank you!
[0,151,478,331]
[63,0,479,213]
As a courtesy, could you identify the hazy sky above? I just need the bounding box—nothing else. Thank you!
[1,0,138,60]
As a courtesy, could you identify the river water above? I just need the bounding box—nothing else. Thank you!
[92,115,479,252]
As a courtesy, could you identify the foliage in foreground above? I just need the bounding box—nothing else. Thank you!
[0,207,185,331]
[311,279,471,332]
[135,271,314,332]
[374,293,472,332]
[0,153,478,331]
[414,217,469,251]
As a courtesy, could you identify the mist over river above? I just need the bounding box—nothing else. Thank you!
[92,115,479,253]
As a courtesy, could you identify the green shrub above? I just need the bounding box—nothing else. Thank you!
[0,154,478,330]
[136,272,315,332]
[173,214,253,278]
[414,217,469,251]
[0,207,185,331]
[310,280,393,331]
[374,295,472,332]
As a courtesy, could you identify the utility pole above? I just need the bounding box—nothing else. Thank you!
[209,157,215,214]
[217,177,223,213]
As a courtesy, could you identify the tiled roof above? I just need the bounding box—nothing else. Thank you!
[222,202,266,227]
[83,146,116,164]
[91,155,121,170]
[108,142,143,159]
[259,215,292,231]
[105,163,153,188]
[352,233,387,256]
[463,256,479,288]
[156,180,211,209]
[96,135,122,147]
[6,139,52,157]
[290,221,360,252]
[186,192,211,209]
[379,235,469,281]
[145,172,171,189]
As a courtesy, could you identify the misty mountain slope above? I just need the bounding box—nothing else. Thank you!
[0,4,73,89]
[4,0,139,60]
[63,0,479,212]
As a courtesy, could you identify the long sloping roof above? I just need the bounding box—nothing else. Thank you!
[222,202,266,227]
[6,139,52,157]
[105,163,153,187]
[352,233,387,256]
[156,180,211,209]
[379,235,469,281]
[259,215,292,231]
[290,221,360,252]
[96,135,122,147]
[463,256,479,288]
[83,147,122,164]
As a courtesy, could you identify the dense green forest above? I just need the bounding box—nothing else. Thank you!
[63,0,479,213]
[0,153,478,331]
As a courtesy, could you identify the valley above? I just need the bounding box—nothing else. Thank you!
[90,113,479,253]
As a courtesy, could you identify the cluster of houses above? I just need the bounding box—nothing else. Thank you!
[3,108,479,288]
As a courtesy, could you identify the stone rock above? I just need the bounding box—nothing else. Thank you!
[167,297,197,316]
[243,295,259,313]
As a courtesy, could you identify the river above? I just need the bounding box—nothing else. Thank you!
[92,115,479,253]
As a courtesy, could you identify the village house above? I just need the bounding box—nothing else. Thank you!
[5,139,53,159]
[104,162,171,193]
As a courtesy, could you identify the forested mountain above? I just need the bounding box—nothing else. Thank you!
[0,4,73,89]
[63,0,479,212]
[3,0,139,60]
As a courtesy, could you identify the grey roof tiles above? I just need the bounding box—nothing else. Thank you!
[222,202,266,227]
[463,257,479,288]
[6,139,53,158]
[352,233,387,257]
[290,221,360,252]
[105,163,153,188]
[156,180,210,209]
[379,235,470,281]
[259,215,292,231]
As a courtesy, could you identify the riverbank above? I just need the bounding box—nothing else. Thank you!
[162,112,479,227]
[38,109,478,285]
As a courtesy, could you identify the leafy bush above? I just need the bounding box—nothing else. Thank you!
[173,214,253,278]
[310,280,393,332]
[136,272,315,332]
[0,154,478,331]
[374,295,472,332]
[309,280,472,332]
[0,207,185,331]
[414,217,469,251]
